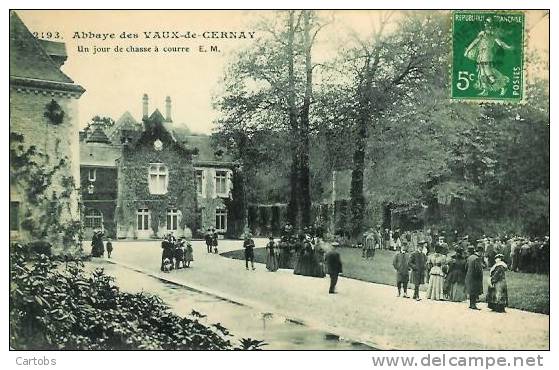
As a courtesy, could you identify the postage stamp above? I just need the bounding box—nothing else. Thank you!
[451,11,525,103]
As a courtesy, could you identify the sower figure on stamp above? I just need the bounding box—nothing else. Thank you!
[464,18,513,96]
[409,240,427,301]
[465,245,484,310]
[325,242,343,294]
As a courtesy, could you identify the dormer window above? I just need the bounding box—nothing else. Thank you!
[148,163,168,195]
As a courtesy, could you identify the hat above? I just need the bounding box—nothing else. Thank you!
[331,241,339,247]
[418,240,427,245]
[495,253,504,260]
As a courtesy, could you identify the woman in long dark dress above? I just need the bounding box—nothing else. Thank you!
[278,237,290,268]
[91,231,105,257]
[444,249,467,302]
[265,237,279,272]
[294,237,314,276]
[487,254,508,312]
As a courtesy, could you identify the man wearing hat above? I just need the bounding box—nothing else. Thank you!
[243,233,256,271]
[204,227,213,253]
[465,245,484,310]
[409,240,428,300]
[393,242,411,298]
[325,242,343,294]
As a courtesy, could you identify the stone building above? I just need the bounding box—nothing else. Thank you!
[80,94,237,239]
[9,12,85,252]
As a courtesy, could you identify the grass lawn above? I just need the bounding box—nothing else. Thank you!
[221,247,549,314]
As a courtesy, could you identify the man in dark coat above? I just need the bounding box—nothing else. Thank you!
[211,228,219,254]
[161,235,175,271]
[392,243,410,297]
[243,234,256,270]
[465,245,484,310]
[409,241,427,300]
[204,228,213,253]
[325,242,343,294]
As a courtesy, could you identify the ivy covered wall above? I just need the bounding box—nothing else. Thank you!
[10,90,83,255]
[115,137,197,239]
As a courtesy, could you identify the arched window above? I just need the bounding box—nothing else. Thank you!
[84,208,103,229]
[148,163,168,194]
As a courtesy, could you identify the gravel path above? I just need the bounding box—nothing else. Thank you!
[99,239,549,350]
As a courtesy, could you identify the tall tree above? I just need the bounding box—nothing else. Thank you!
[214,10,326,231]
[337,12,449,237]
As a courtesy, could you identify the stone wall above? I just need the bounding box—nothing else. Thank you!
[9,87,82,254]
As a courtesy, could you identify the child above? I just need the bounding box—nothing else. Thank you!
[106,239,113,258]
[174,240,185,269]
[184,241,194,268]
[162,258,173,273]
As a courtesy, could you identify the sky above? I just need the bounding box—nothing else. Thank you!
[17,10,549,134]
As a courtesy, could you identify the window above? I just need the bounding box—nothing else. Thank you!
[196,170,204,197]
[215,170,228,196]
[84,208,103,229]
[166,209,179,231]
[137,209,150,231]
[215,208,227,232]
[88,168,96,182]
[148,163,168,195]
[10,201,19,231]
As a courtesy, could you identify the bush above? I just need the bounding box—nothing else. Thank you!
[10,243,265,350]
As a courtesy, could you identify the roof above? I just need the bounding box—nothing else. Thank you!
[90,108,234,167]
[9,12,74,84]
[80,142,121,167]
[149,109,165,124]
[86,126,111,144]
[38,39,67,58]
[107,111,141,142]
[181,134,234,165]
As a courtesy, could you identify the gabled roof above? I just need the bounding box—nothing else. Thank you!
[149,109,165,123]
[9,12,74,84]
[107,111,141,142]
[86,126,111,144]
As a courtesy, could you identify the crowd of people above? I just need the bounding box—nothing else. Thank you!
[160,234,194,272]
[242,223,343,293]
[391,240,509,312]
[363,226,550,275]
[88,223,547,310]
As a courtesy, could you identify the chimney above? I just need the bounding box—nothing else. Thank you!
[142,93,149,118]
[165,96,172,122]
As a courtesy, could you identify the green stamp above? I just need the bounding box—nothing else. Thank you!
[451,11,525,102]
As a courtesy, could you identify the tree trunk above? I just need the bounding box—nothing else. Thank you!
[286,10,300,229]
[350,59,372,238]
[299,10,313,227]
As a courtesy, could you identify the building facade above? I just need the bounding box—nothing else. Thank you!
[80,95,237,239]
[10,12,85,253]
